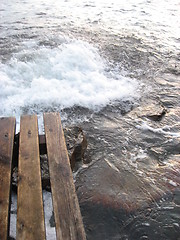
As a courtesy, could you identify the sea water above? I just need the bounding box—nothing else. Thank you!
[0,0,180,239]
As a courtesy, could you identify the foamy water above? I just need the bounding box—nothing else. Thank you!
[0,40,138,120]
[137,121,180,138]
[1,0,179,123]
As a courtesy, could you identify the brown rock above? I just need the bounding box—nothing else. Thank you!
[64,126,88,171]
[129,100,167,121]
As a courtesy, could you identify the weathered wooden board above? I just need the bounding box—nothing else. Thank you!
[44,112,86,240]
[17,115,45,240]
[0,117,16,240]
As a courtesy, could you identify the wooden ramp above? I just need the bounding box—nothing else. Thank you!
[0,113,86,240]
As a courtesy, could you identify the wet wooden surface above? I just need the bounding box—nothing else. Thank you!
[0,117,16,240]
[17,115,45,240]
[44,112,86,240]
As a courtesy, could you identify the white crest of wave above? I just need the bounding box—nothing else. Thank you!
[0,40,138,118]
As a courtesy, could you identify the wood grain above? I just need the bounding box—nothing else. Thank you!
[17,115,45,240]
[44,112,86,240]
[0,117,16,240]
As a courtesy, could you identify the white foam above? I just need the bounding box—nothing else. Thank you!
[142,222,150,226]
[169,180,178,187]
[137,121,180,138]
[0,40,138,122]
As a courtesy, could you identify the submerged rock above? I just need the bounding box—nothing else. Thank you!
[146,106,167,121]
[130,100,167,121]
[49,211,55,228]
[12,167,18,193]
[71,99,180,239]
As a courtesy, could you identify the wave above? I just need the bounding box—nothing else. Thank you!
[0,40,139,119]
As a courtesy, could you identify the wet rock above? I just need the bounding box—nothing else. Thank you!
[12,167,18,193]
[49,211,55,227]
[146,107,167,121]
[40,155,51,191]
[129,100,167,122]
[76,156,180,213]
[64,126,88,170]
[8,237,16,240]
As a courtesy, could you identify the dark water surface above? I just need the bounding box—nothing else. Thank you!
[0,0,180,239]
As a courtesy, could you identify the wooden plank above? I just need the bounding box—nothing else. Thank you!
[17,115,45,240]
[44,112,86,240]
[0,117,16,240]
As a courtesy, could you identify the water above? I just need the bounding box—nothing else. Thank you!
[0,0,180,239]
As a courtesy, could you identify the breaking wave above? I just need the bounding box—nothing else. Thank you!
[0,40,139,119]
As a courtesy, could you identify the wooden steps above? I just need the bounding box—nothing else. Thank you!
[0,113,86,240]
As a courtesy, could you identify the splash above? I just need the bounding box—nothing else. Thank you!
[0,40,138,120]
